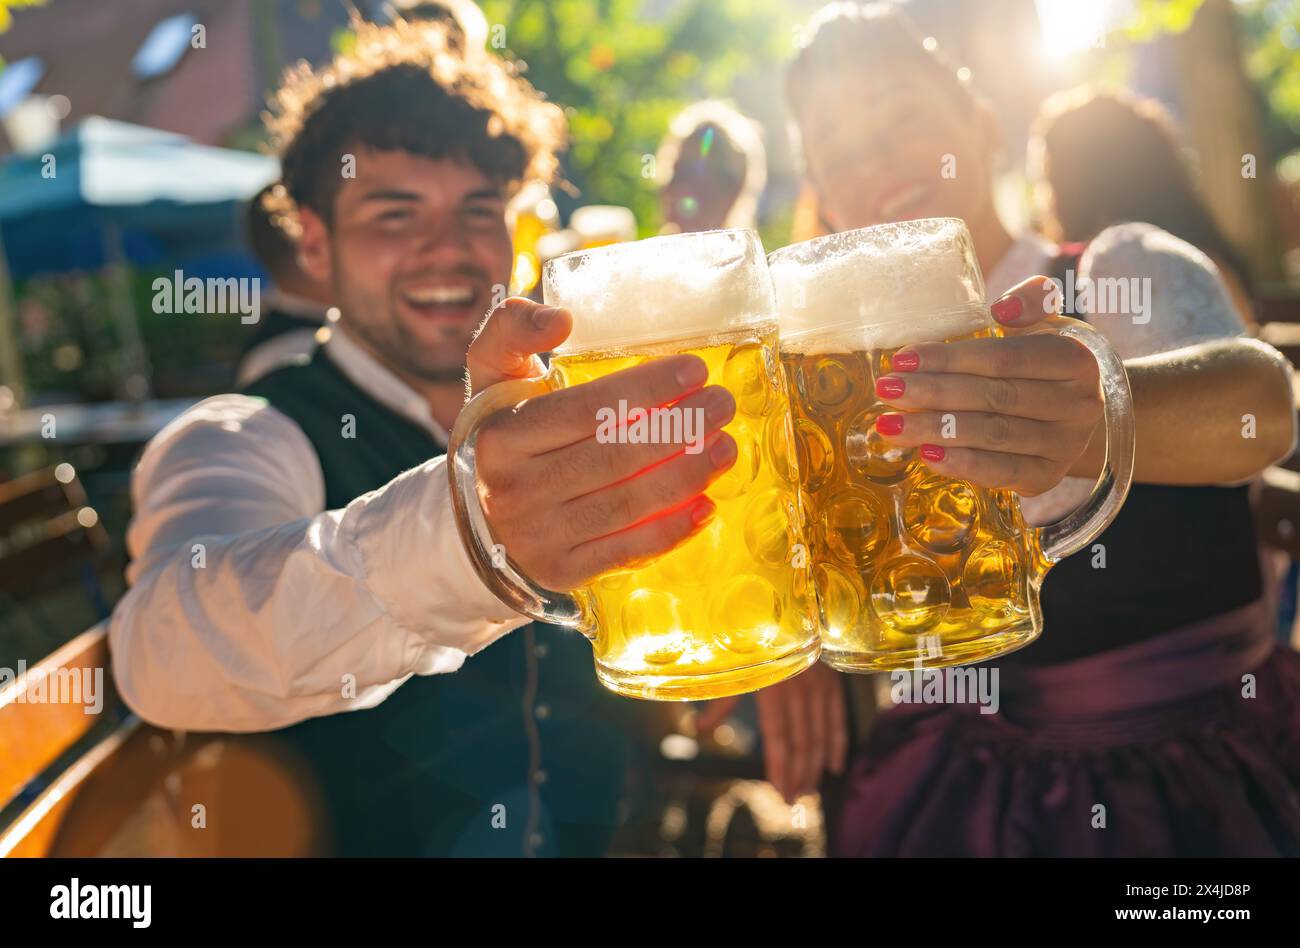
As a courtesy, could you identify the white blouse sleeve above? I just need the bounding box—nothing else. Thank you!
[1075,221,1246,358]
[1020,222,1246,526]
[108,394,528,733]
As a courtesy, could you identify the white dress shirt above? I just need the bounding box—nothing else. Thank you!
[109,328,528,733]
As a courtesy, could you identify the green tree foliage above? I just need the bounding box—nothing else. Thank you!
[1240,0,1300,145]
[1119,0,1299,150]
[1121,0,1208,39]
[476,0,792,234]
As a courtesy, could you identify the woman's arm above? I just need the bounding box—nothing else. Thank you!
[1069,335,1296,484]
[1064,222,1295,484]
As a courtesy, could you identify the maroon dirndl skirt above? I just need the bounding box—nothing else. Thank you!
[832,599,1300,857]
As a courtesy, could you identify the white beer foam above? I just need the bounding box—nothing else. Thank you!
[544,229,774,354]
[770,218,991,350]
[782,307,991,355]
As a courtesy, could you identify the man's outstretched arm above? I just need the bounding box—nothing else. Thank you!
[109,395,528,733]
[112,298,743,732]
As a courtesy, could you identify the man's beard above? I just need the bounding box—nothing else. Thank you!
[353,312,471,384]
[334,278,476,384]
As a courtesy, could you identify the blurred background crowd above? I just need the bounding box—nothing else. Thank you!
[3,0,1300,856]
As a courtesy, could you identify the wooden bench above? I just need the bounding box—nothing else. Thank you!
[0,624,328,857]
[0,465,110,606]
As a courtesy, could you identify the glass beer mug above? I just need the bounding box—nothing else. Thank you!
[767,218,1135,671]
[448,229,822,700]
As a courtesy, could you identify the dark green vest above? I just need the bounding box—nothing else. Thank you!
[244,348,635,856]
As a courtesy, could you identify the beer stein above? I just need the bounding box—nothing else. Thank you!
[449,229,821,700]
[768,218,1134,670]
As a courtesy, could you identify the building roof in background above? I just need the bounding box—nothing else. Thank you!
[0,0,260,153]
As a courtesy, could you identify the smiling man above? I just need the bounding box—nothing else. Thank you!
[107,20,739,857]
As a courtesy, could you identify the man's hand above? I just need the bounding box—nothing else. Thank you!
[465,298,740,592]
[872,277,1103,496]
[697,661,848,804]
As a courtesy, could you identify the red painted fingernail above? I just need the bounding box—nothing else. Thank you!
[891,351,920,372]
[920,444,946,462]
[876,377,906,400]
[691,497,716,526]
[875,413,905,436]
[991,295,1023,324]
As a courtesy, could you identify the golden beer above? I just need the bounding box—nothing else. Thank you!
[770,219,1134,671]
[507,182,559,296]
[450,229,821,700]
[554,321,820,699]
[781,325,1047,671]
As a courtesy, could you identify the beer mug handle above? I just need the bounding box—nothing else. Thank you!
[446,371,592,632]
[1030,317,1136,564]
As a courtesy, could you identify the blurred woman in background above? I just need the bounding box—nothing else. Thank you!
[1030,87,1300,645]
[1030,86,1257,327]
[728,0,1300,857]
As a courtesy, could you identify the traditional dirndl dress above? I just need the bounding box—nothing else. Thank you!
[832,600,1300,857]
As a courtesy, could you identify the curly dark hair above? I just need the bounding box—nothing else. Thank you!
[262,18,566,232]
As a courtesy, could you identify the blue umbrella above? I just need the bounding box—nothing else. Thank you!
[0,116,279,279]
[0,117,279,403]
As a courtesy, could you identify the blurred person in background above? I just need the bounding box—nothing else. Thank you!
[236,183,333,386]
[1030,87,1300,645]
[657,100,766,234]
[108,19,733,857]
[714,0,1298,857]
[1030,86,1258,328]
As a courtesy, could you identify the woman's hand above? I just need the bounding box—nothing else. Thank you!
[872,277,1103,496]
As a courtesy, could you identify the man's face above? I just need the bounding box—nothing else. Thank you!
[300,148,512,383]
[798,69,994,232]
